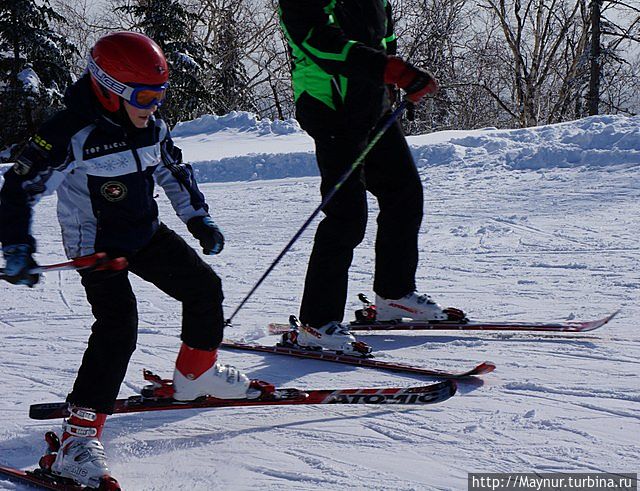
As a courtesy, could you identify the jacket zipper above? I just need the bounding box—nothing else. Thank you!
[128,138,146,214]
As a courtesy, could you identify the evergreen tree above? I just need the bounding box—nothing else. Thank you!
[0,0,78,157]
[209,6,256,115]
[117,0,215,125]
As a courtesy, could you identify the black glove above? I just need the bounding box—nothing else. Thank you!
[1,244,40,287]
[187,216,225,255]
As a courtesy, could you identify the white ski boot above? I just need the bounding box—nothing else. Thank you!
[375,292,448,321]
[50,406,116,489]
[172,343,259,401]
[281,316,372,356]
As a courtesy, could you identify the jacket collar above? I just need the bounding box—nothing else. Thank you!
[64,75,157,137]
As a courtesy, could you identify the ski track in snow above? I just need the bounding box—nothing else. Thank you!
[1,149,639,489]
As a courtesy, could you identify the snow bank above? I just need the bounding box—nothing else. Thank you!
[4,114,638,182]
[192,152,318,182]
[171,111,303,138]
[177,113,640,182]
[412,115,640,170]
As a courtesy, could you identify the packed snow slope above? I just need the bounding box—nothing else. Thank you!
[0,113,638,490]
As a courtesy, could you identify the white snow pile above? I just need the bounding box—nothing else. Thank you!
[411,115,640,170]
[3,113,638,180]
[191,152,319,183]
[171,110,303,138]
[173,113,640,183]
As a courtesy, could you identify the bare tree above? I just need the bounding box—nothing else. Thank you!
[391,0,471,132]
[40,0,639,131]
[589,0,640,114]
[476,0,587,126]
[51,0,115,77]
[187,0,293,119]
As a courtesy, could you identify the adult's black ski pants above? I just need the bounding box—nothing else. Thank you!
[299,119,423,327]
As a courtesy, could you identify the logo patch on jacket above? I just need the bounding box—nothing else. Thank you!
[33,134,52,151]
[12,160,31,176]
[100,181,128,202]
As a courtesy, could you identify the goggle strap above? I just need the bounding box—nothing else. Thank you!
[87,56,134,101]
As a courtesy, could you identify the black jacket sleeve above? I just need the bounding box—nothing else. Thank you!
[384,1,397,55]
[0,112,76,249]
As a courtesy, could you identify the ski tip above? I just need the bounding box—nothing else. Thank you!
[476,361,497,374]
[601,309,621,326]
[29,402,70,420]
[604,308,621,325]
[607,307,622,322]
[577,309,621,331]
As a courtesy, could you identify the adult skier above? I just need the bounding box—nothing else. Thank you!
[0,32,255,488]
[278,0,458,353]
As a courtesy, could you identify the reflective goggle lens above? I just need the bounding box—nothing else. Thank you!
[133,88,166,108]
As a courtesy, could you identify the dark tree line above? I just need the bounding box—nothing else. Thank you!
[0,0,77,156]
[1,0,638,156]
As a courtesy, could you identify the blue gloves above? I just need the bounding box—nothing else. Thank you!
[187,216,225,255]
[2,244,40,287]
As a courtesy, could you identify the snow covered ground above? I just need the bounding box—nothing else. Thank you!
[0,113,639,490]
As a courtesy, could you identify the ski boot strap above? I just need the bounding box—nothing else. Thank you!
[62,406,106,438]
[69,406,100,422]
[62,421,99,438]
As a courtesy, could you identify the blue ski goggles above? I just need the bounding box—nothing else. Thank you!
[88,56,169,109]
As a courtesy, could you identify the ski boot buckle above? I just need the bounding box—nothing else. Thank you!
[354,293,377,323]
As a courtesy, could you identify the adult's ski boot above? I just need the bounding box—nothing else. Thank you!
[280,315,372,357]
[355,293,466,323]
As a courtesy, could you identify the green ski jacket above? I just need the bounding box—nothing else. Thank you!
[279,0,397,135]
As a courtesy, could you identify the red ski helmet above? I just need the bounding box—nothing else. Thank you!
[88,31,169,112]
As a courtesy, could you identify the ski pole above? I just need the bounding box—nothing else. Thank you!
[1,252,128,282]
[226,100,408,325]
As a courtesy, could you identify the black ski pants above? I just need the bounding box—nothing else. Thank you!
[67,223,224,413]
[299,120,423,327]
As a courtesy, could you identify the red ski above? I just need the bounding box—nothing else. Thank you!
[221,340,495,378]
[345,311,619,332]
[0,464,79,491]
[29,370,457,420]
[0,463,119,490]
[268,310,618,334]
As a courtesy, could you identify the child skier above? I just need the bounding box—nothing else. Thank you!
[0,31,254,488]
[278,0,458,353]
